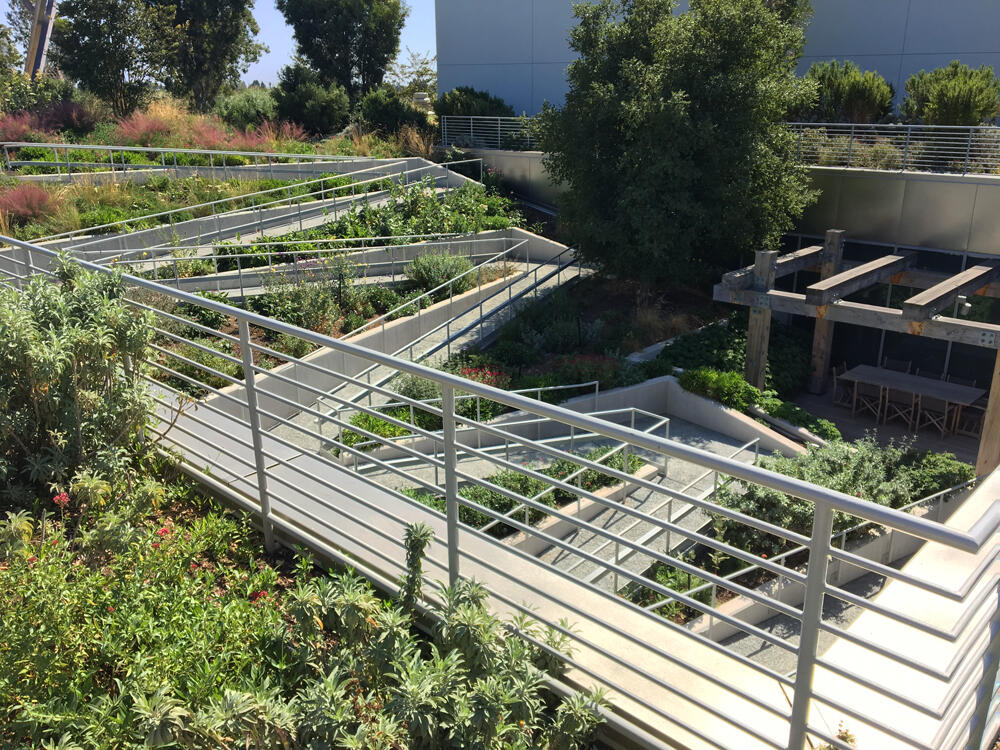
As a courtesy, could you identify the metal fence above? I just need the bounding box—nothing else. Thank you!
[440,116,1000,178]
[2,233,999,750]
[790,122,1000,176]
[440,115,537,150]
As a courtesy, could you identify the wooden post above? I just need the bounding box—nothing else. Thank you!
[976,350,1000,476]
[744,250,778,390]
[808,229,845,394]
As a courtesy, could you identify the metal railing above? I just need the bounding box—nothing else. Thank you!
[35,158,480,253]
[440,115,537,150]
[113,235,521,296]
[3,233,999,750]
[790,122,1000,176]
[0,140,366,177]
[440,116,1000,178]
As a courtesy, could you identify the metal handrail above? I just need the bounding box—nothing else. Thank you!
[4,233,988,549]
[4,232,998,750]
[440,115,537,150]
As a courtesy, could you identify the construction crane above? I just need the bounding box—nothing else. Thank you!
[19,0,57,78]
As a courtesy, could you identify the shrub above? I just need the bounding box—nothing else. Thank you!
[273,62,351,135]
[902,61,1000,125]
[767,401,842,442]
[678,367,761,411]
[714,438,974,558]
[175,290,231,330]
[0,184,55,224]
[436,86,516,117]
[340,410,411,451]
[214,87,277,130]
[548,354,622,389]
[798,60,894,123]
[405,252,475,299]
[357,85,428,135]
[0,260,152,491]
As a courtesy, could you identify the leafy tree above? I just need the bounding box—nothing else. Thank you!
[214,86,277,130]
[51,0,180,116]
[0,23,22,73]
[535,0,816,285]
[435,86,515,117]
[386,46,437,100]
[164,0,267,112]
[357,84,427,134]
[901,60,1000,125]
[273,60,350,134]
[275,0,408,96]
[797,60,894,122]
[3,5,31,59]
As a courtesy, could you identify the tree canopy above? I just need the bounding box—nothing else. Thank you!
[164,0,267,112]
[535,0,817,285]
[275,0,408,96]
[901,60,1000,126]
[797,60,894,123]
[51,0,181,116]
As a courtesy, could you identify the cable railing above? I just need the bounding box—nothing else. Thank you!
[790,122,1000,176]
[440,115,1000,178]
[3,233,999,750]
[440,115,537,150]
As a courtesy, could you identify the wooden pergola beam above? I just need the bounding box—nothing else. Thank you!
[713,286,1000,348]
[901,264,1000,320]
[721,245,822,290]
[809,230,844,393]
[804,252,916,306]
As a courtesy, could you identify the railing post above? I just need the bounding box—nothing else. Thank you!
[967,588,1000,750]
[964,127,974,175]
[846,123,855,167]
[787,503,835,750]
[902,125,913,171]
[238,318,276,552]
[441,383,461,586]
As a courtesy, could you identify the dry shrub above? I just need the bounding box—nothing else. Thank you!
[396,124,434,158]
[0,112,42,141]
[189,118,229,150]
[479,261,514,283]
[145,97,191,128]
[116,112,172,147]
[0,184,56,224]
[631,305,699,347]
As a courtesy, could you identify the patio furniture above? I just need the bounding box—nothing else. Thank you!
[831,361,852,407]
[955,404,986,437]
[854,382,885,420]
[947,375,977,387]
[839,365,986,435]
[916,395,952,437]
[882,357,912,373]
[915,368,942,380]
[884,388,918,430]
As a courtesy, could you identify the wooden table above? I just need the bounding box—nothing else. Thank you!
[840,365,986,429]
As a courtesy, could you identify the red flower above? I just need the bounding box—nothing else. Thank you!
[107,606,115,612]
[50,538,57,546]
[26,555,37,564]
[249,590,268,603]
[156,527,170,537]
[190,562,198,570]
[52,492,70,508]
[761,553,768,559]
[152,542,160,549]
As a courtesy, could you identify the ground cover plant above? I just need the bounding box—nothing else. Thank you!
[0,260,608,749]
[402,447,643,538]
[627,437,973,623]
[0,172,353,241]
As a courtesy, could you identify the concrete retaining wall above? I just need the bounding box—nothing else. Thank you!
[471,148,1000,255]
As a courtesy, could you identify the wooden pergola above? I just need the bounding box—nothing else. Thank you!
[714,229,1000,475]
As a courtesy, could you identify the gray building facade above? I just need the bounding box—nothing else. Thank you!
[435,0,1000,115]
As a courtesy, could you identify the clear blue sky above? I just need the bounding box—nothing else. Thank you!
[243,0,438,85]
